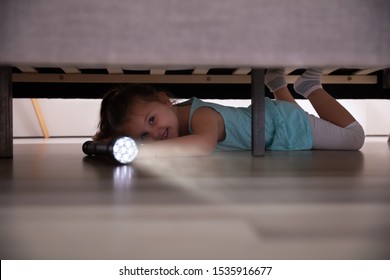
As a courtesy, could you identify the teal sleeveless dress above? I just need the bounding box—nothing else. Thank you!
[186,97,313,151]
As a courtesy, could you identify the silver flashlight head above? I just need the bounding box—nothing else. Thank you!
[111,136,139,164]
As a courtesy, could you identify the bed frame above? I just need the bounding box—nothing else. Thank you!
[1,0,390,157]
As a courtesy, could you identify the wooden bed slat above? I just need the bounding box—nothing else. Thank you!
[31,99,49,138]
[353,68,384,75]
[323,67,340,75]
[192,67,209,75]
[106,66,123,74]
[285,68,297,75]
[150,68,166,75]
[233,68,251,75]
[15,65,37,73]
[61,66,81,74]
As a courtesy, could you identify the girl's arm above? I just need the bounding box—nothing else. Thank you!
[137,107,223,158]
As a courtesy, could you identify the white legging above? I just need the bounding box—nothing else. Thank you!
[307,114,365,150]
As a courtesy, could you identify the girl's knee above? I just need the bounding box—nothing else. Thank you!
[346,122,365,150]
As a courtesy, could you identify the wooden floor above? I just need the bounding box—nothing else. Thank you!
[0,137,389,260]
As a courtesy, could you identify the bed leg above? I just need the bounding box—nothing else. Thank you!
[383,68,390,89]
[0,66,13,158]
[251,68,265,156]
[382,69,390,144]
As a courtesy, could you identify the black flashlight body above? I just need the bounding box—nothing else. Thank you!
[82,141,113,156]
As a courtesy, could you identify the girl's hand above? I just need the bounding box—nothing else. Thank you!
[136,106,225,158]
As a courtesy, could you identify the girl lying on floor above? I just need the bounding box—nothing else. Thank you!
[93,69,365,158]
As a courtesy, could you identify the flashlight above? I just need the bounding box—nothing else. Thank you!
[82,136,139,164]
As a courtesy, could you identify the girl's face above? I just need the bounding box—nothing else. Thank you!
[124,96,179,143]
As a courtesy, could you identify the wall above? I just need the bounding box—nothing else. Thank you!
[13,99,390,138]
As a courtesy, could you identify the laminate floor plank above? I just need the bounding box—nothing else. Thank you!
[0,137,389,259]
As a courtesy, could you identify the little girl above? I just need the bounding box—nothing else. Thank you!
[93,69,365,158]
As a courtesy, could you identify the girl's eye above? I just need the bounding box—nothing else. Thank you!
[148,116,155,125]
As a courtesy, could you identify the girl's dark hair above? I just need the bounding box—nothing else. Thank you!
[93,84,163,141]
